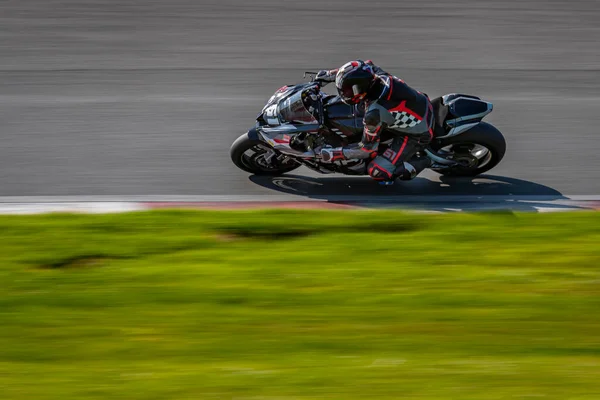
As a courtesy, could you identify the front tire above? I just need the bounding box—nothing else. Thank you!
[432,122,506,177]
[230,132,300,175]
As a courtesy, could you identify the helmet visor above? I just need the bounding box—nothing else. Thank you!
[338,84,364,105]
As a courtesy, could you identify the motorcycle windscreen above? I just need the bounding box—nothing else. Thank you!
[277,91,318,124]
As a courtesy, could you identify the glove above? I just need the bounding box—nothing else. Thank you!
[315,69,337,83]
[320,147,345,163]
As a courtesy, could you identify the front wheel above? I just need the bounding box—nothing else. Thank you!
[431,122,506,177]
[230,132,301,175]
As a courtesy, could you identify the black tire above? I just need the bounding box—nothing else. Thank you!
[432,122,506,177]
[230,132,301,175]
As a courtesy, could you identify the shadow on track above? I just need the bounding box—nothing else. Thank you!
[249,174,581,212]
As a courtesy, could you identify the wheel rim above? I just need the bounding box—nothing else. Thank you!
[439,142,493,170]
[240,144,297,172]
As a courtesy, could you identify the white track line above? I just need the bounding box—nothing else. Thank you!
[0,195,597,214]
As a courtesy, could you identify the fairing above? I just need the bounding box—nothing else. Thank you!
[278,91,319,124]
[323,96,363,139]
[259,83,320,127]
[436,94,494,139]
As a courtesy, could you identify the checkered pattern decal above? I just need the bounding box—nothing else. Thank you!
[390,111,421,129]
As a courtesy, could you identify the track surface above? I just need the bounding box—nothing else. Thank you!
[1,0,599,199]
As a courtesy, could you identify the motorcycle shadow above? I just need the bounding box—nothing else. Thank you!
[248,173,582,212]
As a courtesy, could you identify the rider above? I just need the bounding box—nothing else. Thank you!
[315,60,435,183]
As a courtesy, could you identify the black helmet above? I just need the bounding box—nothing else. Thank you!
[335,60,375,105]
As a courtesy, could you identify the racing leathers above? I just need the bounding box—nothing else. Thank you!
[318,61,435,181]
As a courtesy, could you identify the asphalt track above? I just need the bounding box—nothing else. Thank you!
[1,0,599,203]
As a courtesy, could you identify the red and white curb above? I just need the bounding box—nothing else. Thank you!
[0,196,598,214]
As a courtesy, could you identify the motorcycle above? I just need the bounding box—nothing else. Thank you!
[230,72,506,178]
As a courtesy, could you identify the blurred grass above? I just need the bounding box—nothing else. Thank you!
[0,210,599,400]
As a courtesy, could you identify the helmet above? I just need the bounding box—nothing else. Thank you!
[335,60,375,105]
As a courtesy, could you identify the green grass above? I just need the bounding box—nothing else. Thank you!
[0,210,599,400]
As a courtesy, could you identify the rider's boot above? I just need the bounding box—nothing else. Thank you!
[395,156,431,181]
[410,156,432,175]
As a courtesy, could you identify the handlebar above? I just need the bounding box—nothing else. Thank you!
[303,71,319,81]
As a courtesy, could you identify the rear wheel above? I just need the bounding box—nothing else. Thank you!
[230,132,300,175]
[432,122,506,177]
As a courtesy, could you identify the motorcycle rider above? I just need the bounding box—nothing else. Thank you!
[315,60,434,183]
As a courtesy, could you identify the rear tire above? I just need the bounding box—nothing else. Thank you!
[230,132,300,175]
[432,122,506,177]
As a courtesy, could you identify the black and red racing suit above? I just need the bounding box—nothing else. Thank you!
[322,61,435,181]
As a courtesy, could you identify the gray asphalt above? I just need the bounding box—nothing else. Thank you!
[1,0,599,198]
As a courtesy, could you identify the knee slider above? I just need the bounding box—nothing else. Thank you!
[368,159,394,181]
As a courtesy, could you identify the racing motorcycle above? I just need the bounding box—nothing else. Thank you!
[230,72,506,178]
